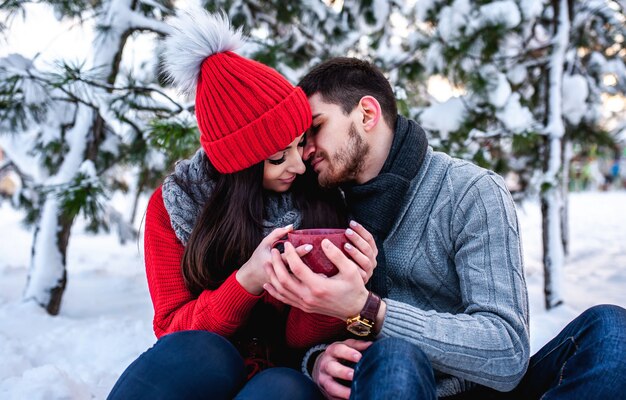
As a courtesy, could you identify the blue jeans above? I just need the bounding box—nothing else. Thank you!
[351,337,437,399]
[351,305,626,400]
[107,330,323,400]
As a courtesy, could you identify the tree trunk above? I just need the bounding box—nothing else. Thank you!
[22,0,135,315]
[561,139,572,255]
[542,0,570,310]
[23,196,75,315]
[541,137,565,309]
[129,169,146,228]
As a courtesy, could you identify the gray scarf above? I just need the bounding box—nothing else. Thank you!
[162,148,302,245]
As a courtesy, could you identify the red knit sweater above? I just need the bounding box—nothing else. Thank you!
[144,186,344,349]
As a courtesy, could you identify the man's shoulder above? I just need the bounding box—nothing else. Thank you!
[427,150,492,188]
[427,150,509,203]
[437,151,488,177]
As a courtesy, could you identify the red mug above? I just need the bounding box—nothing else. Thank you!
[273,228,349,277]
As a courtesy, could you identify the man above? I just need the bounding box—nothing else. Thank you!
[263,58,626,399]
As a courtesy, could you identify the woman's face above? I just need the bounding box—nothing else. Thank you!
[263,134,306,192]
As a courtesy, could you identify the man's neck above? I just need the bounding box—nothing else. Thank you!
[356,124,394,184]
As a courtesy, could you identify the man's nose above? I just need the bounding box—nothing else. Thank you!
[303,140,316,161]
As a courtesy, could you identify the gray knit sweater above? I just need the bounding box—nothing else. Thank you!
[379,147,529,397]
[303,147,530,398]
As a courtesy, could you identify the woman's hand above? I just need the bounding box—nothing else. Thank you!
[344,221,378,284]
[236,225,311,295]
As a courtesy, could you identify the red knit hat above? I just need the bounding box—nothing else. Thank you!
[162,8,311,173]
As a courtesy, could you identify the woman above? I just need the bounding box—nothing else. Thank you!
[107,8,376,400]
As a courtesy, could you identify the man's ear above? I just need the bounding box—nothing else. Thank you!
[358,96,382,132]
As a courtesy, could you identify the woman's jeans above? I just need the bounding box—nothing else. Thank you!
[107,330,322,400]
[350,304,626,400]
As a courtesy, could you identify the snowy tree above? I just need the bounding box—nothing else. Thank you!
[414,0,626,309]
[210,0,426,106]
[0,0,421,315]
[0,0,195,315]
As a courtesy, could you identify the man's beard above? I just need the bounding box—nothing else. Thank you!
[318,122,369,188]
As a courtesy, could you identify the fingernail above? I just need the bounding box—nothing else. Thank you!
[285,224,293,229]
[350,220,358,227]
[348,371,354,379]
[353,353,361,361]
[304,244,313,252]
[345,228,354,236]
[345,243,353,250]
[322,239,331,248]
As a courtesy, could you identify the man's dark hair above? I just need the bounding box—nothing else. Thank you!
[298,57,398,128]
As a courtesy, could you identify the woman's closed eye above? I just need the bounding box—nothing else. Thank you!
[268,136,306,165]
[268,152,286,165]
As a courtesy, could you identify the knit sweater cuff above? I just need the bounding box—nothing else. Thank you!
[301,344,329,380]
[204,271,262,322]
[378,298,427,338]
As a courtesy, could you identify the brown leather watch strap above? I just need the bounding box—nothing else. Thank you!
[360,291,381,322]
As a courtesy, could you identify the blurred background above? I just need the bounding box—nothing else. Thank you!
[1,0,625,398]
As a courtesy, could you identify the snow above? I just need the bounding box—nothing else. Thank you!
[562,74,589,125]
[497,93,534,132]
[472,0,521,31]
[0,202,153,400]
[481,66,512,108]
[2,190,625,398]
[414,0,437,21]
[438,0,471,44]
[520,0,546,20]
[539,0,570,307]
[425,42,445,74]
[419,97,467,140]
[507,65,527,86]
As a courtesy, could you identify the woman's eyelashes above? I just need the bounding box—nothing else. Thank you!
[268,136,305,165]
[268,152,286,165]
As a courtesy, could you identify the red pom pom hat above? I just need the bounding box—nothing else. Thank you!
[162,9,311,173]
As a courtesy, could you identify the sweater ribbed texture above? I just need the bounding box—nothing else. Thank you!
[144,186,344,348]
[196,52,311,173]
[376,148,530,397]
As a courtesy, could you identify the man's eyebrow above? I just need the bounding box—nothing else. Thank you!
[312,113,321,119]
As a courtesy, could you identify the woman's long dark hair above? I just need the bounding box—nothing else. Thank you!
[181,161,347,296]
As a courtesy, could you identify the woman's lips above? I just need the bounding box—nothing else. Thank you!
[280,175,296,184]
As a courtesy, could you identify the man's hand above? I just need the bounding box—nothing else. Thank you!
[263,221,378,320]
[313,339,373,399]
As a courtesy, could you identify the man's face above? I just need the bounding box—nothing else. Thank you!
[303,93,369,187]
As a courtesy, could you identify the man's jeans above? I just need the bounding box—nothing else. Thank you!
[350,304,626,400]
[107,330,322,400]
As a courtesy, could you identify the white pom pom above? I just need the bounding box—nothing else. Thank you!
[162,6,244,96]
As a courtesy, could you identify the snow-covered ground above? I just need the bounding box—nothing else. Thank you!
[1,191,625,399]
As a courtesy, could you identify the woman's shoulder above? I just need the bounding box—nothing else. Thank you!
[146,185,170,226]
[148,186,165,211]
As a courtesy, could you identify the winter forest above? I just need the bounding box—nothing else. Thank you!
[1,0,625,398]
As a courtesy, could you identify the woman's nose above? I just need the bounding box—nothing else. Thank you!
[288,151,306,175]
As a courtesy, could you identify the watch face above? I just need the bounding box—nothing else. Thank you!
[347,321,371,336]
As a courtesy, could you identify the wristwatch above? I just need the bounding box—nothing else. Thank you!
[346,291,381,336]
